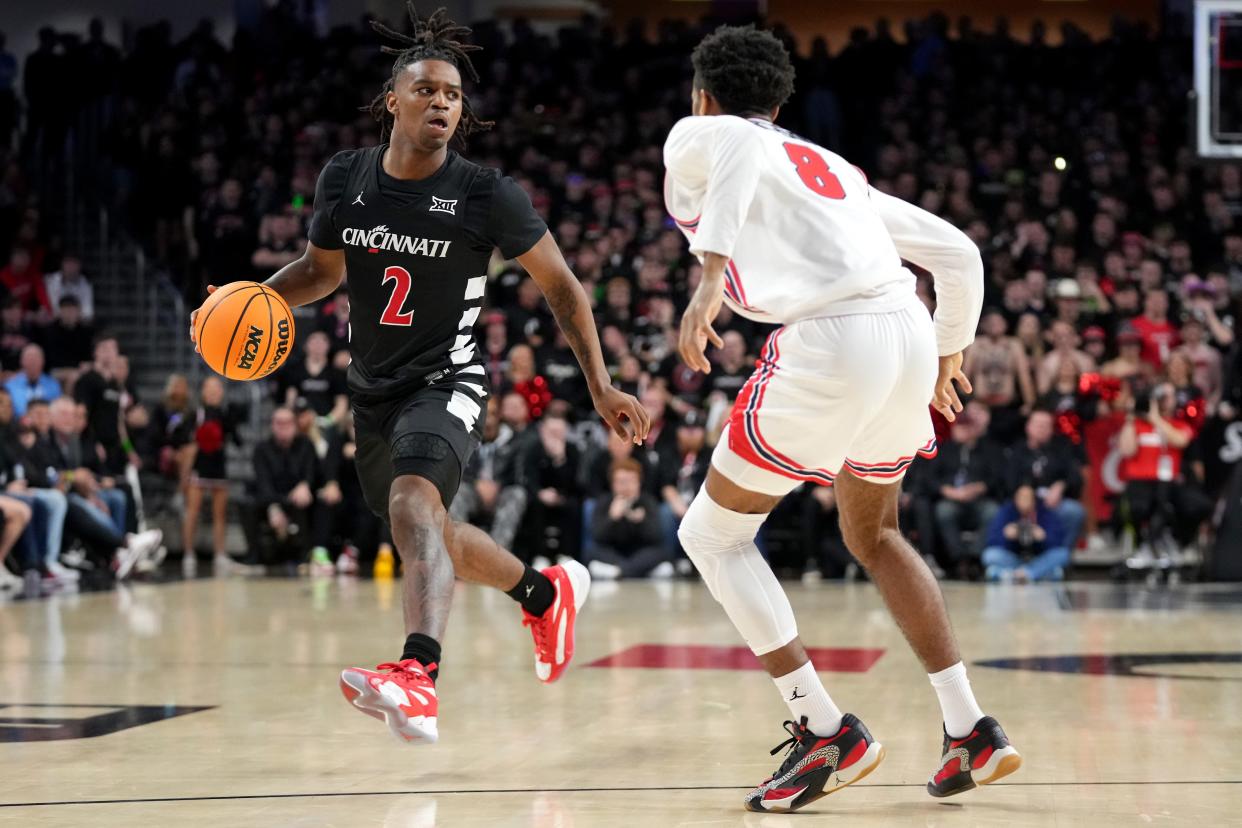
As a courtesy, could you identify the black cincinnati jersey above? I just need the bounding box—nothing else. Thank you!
[308,146,547,403]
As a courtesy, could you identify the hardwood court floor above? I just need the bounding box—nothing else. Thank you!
[2,575,1241,826]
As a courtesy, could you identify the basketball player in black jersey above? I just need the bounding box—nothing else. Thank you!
[190,5,650,745]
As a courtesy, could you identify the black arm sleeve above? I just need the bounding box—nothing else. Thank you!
[485,175,548,260]
[307,151,356,251]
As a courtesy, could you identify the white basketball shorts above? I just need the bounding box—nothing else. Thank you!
[713,298,939,496]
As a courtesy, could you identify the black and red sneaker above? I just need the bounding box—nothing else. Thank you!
[744,714,885,813]
[927,716,1022,797]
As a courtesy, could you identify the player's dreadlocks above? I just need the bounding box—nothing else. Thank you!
[366,4,493,146]
[691,24,795,116]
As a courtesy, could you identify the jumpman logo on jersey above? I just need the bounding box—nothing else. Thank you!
[352,190,365,206]
[525,585,534,598]
[788,687,807,701]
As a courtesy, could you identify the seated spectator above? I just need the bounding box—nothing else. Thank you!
[932,403,1003,577]
[522,412,580,567]
[0,297,34,372]
[48,396,127,536]
[0,247,50,318]
[1118,383,1213,564]
[450,396,528,554]
[584,458,670,580]
[182,376,241,574]
[5,343,60,416]
[1005,409,1086,550]
[249,406,317,565]
[278,331,348,425]
[0,490,31,591]
[43,252,94,321]
[981,484,1070,583]
[0,423,72,582]
[584,427,642,502]
[4,418,70,583]
[41,296,95,391]
[39,396,161,577]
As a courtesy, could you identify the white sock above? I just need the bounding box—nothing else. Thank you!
[773,661,843,736]
[929,662,985,738]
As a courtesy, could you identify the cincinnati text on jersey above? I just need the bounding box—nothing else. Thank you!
[341,224,452,257]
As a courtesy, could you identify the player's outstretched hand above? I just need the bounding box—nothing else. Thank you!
[932,351,972,422]
[679,290,724,374]
[593,385,651,445]
[188,285,218,354]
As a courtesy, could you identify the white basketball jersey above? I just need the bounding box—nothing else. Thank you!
[664,115,916,324]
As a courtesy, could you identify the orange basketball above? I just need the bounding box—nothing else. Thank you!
[194,281,296,381]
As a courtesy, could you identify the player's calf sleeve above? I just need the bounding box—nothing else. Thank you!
[678,492,797,655]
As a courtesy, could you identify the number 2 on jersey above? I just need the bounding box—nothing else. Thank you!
[380,266,414,326]
[783,142,846,199]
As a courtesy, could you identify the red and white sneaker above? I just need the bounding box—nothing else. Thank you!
[339,659,438,744]
[522,559,591,683]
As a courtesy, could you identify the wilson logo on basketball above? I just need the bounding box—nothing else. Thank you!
[262,318,292,376]
[236,325,265,371]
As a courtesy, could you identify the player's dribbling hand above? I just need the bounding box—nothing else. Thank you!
[187,285,218,353]
[932,351,972,422]
[593,385,651,445]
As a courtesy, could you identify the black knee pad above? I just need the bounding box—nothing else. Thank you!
[391,432,462,508]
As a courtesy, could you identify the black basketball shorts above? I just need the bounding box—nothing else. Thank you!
[353,381,487,518]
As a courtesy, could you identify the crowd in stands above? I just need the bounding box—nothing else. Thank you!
[2,6,1241,588]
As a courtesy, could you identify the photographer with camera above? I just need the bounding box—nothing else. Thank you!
[1119,381,1213,567]
[981,484,1070,583]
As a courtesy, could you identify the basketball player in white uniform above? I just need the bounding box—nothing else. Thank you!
[667,26,1022,813]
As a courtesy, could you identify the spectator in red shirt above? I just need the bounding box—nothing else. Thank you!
[1129,289,1179,370]
[1118,383,1211,564]
[0,248,51,317]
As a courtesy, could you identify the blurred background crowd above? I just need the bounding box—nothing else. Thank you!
[0,2,1239,591]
